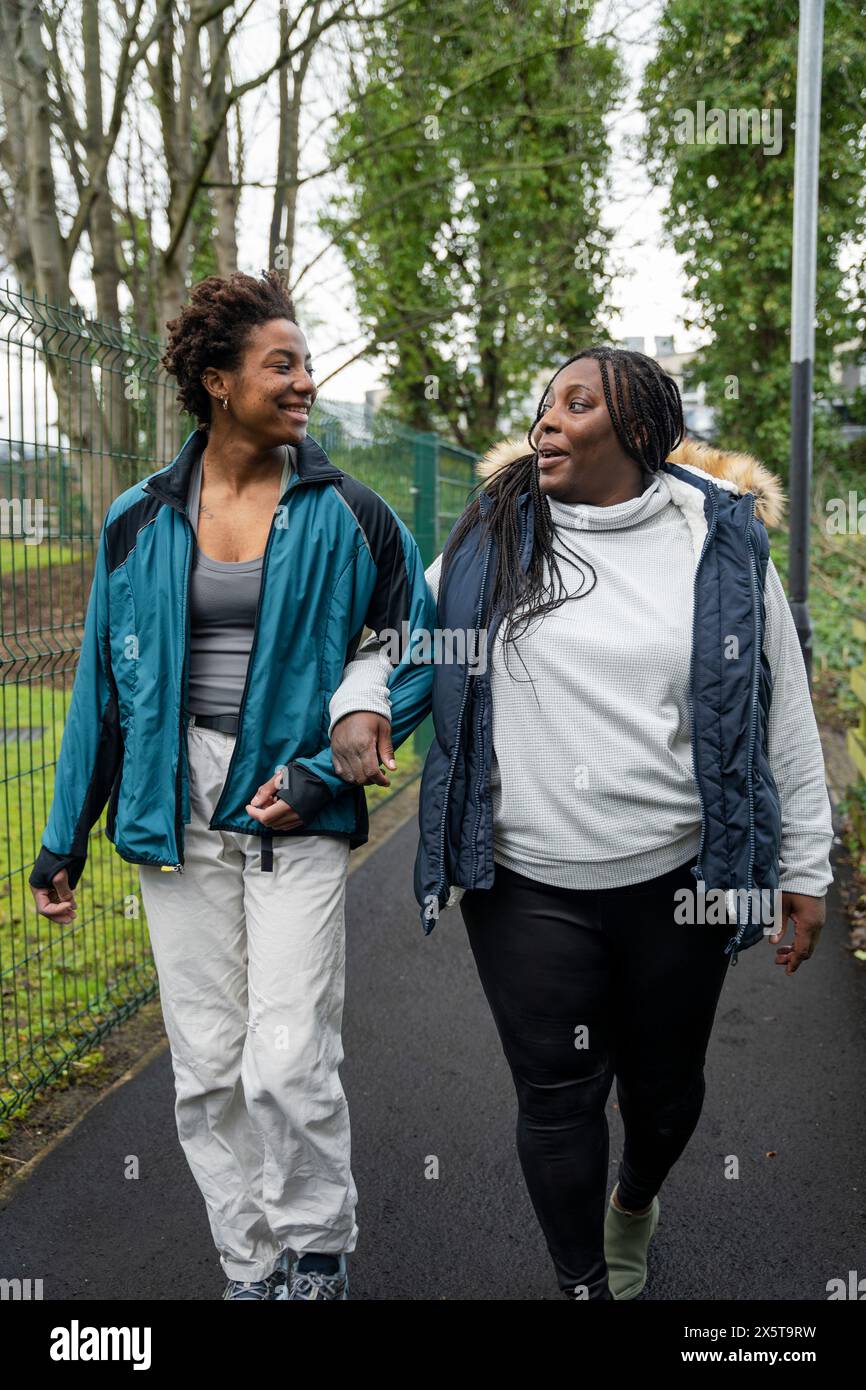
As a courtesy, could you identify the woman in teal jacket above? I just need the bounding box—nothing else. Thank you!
[29,270,435,1301]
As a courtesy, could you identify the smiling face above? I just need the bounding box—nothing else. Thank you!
[528,356,649,505]
[201,318,317,447]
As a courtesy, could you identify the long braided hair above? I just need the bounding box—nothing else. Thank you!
[441,347,685,670]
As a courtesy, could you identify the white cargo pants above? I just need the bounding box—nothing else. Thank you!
[137,715,358,1282]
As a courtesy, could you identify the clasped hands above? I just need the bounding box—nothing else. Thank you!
[245,712,396,831]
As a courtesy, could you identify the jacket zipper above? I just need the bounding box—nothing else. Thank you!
[431,530,493,921]
[469,504,528,889]
[142,488,193,875]
[470,681,487,889]
[745,518,761,883]
[171,517,193,872]
[725,496,761,966]
[687,483,718,896]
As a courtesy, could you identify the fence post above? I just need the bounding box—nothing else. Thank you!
[412,430,439,564]
[319,416,342,459]
[59,450,69,538]
[412,431,439,760]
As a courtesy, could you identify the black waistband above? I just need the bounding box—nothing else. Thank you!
[190,712,239,734]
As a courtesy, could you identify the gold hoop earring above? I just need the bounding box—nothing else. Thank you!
[221,396,229,411]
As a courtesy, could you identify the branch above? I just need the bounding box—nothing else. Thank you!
[315,244,586,388]
[298,30,622,187]
[66,0,172,258]
[164,0,414,265]
[291,148,611,293]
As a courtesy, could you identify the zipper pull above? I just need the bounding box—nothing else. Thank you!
[160,863,184,873]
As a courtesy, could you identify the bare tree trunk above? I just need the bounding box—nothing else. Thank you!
[270,1,322,280]
[82,0,122,327]
[151,5,193,450]
[81,0,141,483]
[14,0,69,302]
[0,2,35,286]
[206,13,239,276]
[269,1,292,273]
[277,73,303,282]
[11,0,124,525]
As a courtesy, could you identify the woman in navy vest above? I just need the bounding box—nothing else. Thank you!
[329,346,833,1300]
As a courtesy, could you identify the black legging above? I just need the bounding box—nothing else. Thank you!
[459,854,733,1299]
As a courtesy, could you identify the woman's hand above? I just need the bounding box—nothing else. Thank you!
[768,891,825,974]
[246,773,305,831]
[331,711,396,787]
[30,868,77,924]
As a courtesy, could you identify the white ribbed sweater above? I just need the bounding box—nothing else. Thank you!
[329,471,835,899]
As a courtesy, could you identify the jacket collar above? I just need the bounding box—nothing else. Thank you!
[143,426,343,512]
[474,435,785,529]
[480,447,756,561]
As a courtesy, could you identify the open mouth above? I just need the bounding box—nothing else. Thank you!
[280,402,311,421]
[538,446,569,467]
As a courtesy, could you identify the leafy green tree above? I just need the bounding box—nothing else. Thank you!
[640,0,866,477]
[321,0,620,449]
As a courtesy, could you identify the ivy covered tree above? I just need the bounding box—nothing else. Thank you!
[640,0,866,477]
[321,0,621,449]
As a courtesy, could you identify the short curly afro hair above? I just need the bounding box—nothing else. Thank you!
[161,269,298,427]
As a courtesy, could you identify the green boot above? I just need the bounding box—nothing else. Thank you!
[603,1184,661,1300]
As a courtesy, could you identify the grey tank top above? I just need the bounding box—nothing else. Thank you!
[186,446,295,717]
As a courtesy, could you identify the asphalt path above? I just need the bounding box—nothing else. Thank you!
[2,813,863,1301]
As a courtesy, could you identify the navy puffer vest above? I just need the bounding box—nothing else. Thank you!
[414,460,782,966]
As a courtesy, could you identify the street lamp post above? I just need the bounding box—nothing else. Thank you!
[789,0,825,688]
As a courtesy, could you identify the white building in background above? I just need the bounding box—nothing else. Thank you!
[831,338,866,394]
[828,339,866,443]
[617,336,716,440]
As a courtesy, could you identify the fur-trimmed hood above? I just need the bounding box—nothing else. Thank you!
[475,435,786,529]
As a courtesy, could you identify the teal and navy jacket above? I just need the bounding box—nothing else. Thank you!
[29,427,437,891]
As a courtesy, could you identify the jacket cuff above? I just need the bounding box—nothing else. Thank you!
[328,689,393,740]
[277,762,335,824]
[29,845,87,892]
[777,878,830,898]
